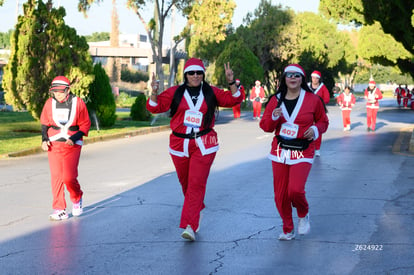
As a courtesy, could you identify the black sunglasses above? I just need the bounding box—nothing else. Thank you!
[286,72,302,78]
[187,70,204,76]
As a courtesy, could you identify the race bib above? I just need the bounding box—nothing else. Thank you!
[184,110,203,128]
[280,122,299,139]
[55,108,69,123]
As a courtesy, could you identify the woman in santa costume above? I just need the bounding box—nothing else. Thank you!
[394,84,402,106]
[337,86,356,131]
[250,80,265,119]
[40,76,91,221]
[232,79,245,118]
[146,58,243,241]
[308,70,330,156]
[364,80,383,131]
[260,64,329,240]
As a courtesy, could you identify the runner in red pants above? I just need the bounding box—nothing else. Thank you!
[40,76,91,221]
[146,58,243,241]
[364,81,383,131]
[337,86,356,131]
[250,80,265,119]
[260,64,329,241]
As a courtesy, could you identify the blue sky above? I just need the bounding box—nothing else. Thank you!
[0,0,319,36]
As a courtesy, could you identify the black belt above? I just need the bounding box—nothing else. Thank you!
[51,125,79,131]
[173,128,212,139]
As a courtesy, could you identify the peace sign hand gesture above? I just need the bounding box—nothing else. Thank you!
[224,62,234,83]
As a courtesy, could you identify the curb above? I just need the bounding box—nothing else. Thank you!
[1,125,171,159]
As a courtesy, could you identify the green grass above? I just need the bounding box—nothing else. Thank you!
[0,111,170,155]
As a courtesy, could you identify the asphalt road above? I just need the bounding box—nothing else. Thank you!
[0,98,413,275]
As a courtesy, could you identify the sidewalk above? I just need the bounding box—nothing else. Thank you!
[1,125,171,158]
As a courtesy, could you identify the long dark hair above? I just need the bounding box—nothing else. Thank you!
[270,73,327,113]
[170,73,217,128]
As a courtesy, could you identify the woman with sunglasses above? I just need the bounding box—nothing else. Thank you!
[260,64,329,240]
[147,58,243,241]
[40,76,91,221]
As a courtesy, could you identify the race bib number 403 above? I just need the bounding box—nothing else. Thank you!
[280,122,299,139]
[184,110,203,128]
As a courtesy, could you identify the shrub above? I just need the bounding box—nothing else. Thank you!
[87,64,117,127]
[116,92,136,108]
[121,69,149,83]
[130,93,151,121]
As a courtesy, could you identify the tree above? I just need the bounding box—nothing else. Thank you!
[78,0,193,91]
[84,32,110,42]
[2,0,94,119]
[214,40,263,90]
[238,0,296,90]
[319,0,414,77]
[186,0,236,58]
[293,12,350,91]
[0,30,12,49]
[87,63,117,127]
[106,0,120,82]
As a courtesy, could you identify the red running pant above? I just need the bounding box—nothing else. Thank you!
[272,161,312,234]
[171,140,216,230]
[47,142,83,210]
[342,110,351,128]
[366,108,378,130]
[232,103,241,118]
[252,101,262,118]
[314,134,322,150]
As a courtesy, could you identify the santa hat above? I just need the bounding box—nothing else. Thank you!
[49,76,70,91]
[311,70,321,78]
[284,64,306,77]
[183,58,206,74]
[369,80,376,86]
[235,79,240,83]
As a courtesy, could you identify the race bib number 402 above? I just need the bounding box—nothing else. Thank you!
[184,110,203,128]
[280,122,299,139]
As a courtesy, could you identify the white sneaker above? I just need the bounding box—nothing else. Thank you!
[346,125,351,131]
[181,225,196,241]
[278,230,295,241]
[49,210,69,221]
[72,198,83,217]
[315,150,320,157]
[298,214,310,235]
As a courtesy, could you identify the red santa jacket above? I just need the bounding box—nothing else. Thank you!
[364,87,383,109]
[394,87,402,97]
[40,95,91,146]
[260,89,329,164]
[308,82,330,104]
[337,92,356,111]
[250,86,265,103]
[146,85,243,157]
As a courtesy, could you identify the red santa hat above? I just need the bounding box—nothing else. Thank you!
[235,79,240,83]
[49,76,70,91]
[284,64,306,77]
[183,58,206,74]
[369,80,376,86]
[311,70,321,78]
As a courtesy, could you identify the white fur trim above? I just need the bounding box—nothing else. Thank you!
[311,73,320,78]
[184,65,205,73]
[284,65,304,75]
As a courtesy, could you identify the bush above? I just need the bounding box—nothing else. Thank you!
[121,69,149,83]
[116,92,136,108]
[130,93,151,121]
[87,64,117,127]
